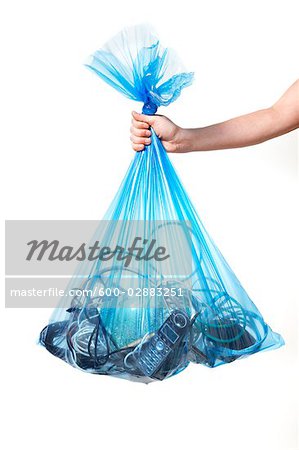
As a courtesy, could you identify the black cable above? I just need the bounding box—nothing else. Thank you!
[88,313,110,367]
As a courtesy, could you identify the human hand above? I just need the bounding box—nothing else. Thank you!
[130,111,183,152]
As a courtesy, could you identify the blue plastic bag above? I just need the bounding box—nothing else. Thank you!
[40,25,284,383]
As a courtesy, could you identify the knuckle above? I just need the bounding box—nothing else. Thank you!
[133,143,144,151]
[138,129,146,137]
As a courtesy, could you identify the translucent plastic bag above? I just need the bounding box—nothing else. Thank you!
[40,25,284,383]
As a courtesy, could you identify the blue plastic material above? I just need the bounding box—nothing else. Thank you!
[39,25,284,383]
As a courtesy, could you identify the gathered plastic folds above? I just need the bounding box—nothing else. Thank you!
[39,25,284,383]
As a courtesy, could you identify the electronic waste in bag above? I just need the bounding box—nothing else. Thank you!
[39,24,284,383]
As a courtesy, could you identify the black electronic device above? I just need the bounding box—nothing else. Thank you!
[205,320,256,350]
[130,310,190,377]
[190,318,257,366]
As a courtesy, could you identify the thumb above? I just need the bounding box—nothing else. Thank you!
[132,111,155,126]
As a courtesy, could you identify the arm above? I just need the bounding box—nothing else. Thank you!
[130,80,299,152]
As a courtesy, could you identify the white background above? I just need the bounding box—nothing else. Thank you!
[0,1,298,449]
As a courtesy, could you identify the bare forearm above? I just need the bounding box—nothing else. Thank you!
[130,80,299,153]
[178,107,293,152]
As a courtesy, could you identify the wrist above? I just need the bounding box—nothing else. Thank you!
[174,127,189,153]
[175,127,195,153]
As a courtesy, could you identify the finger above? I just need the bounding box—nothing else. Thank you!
[130,126,151,138]
[132,111,155,126]
[130,135,151,145]
[132,143,145,152]
[131,118,150,129]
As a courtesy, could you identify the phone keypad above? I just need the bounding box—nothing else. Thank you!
[137,336,171,376]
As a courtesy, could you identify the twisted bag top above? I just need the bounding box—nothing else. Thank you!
[39,25,284,383]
